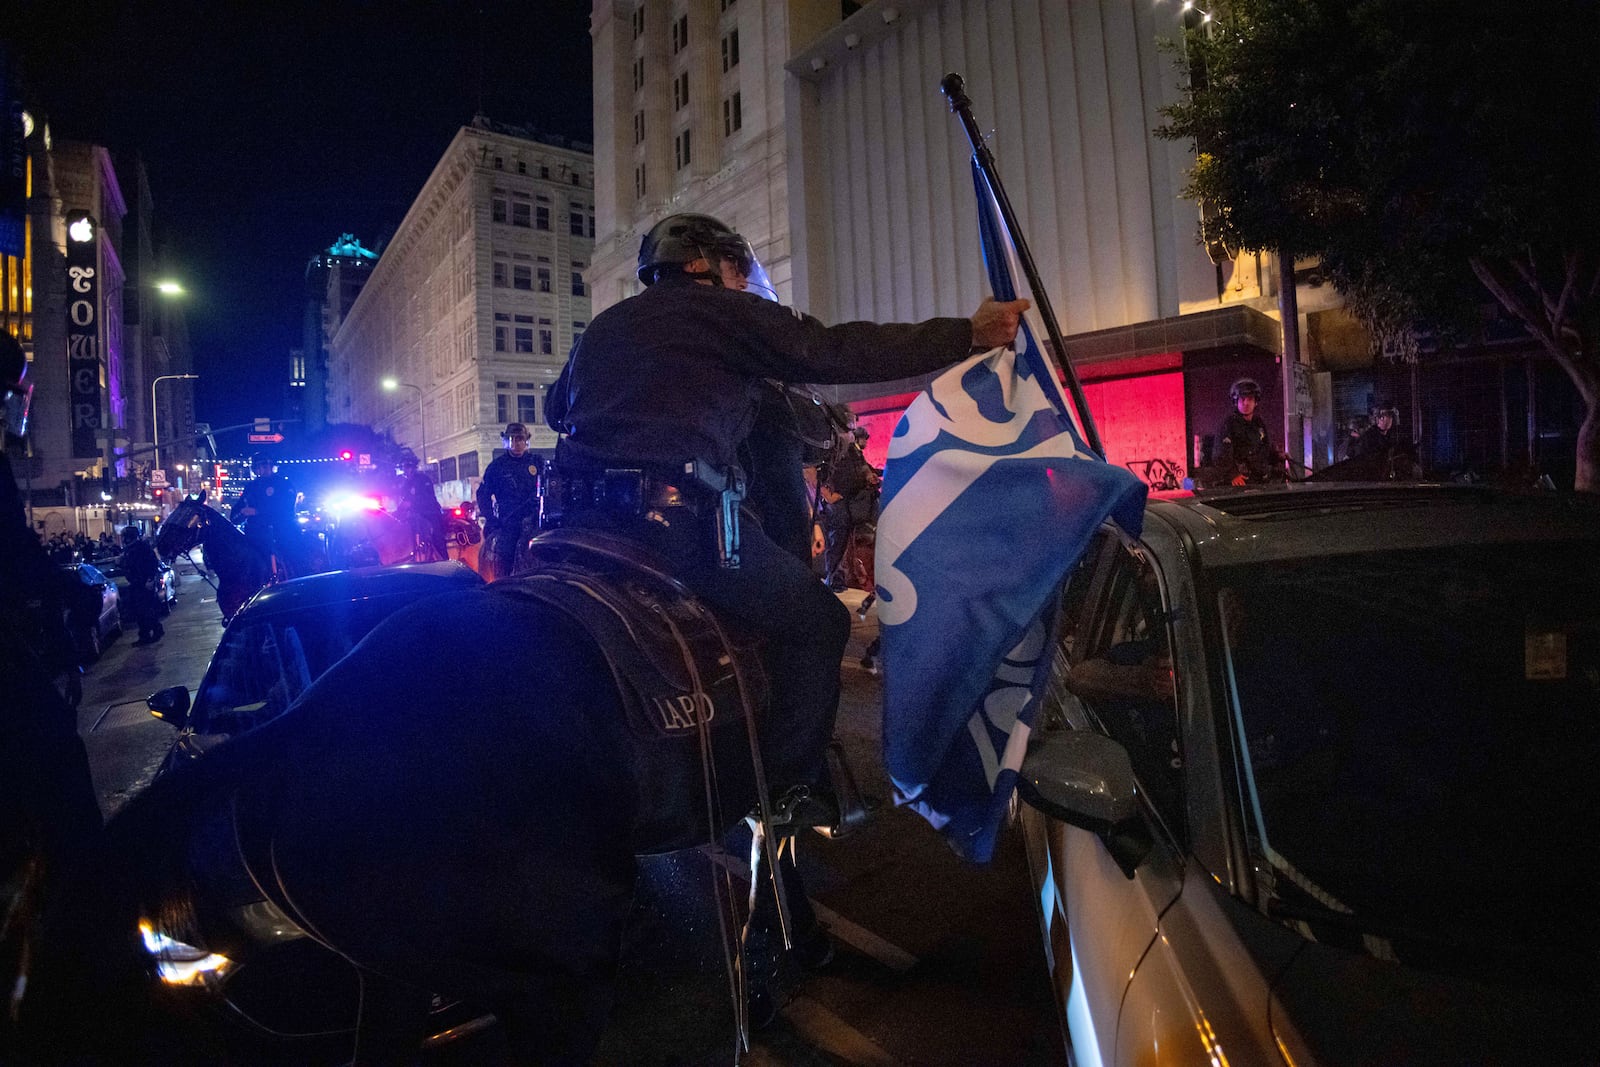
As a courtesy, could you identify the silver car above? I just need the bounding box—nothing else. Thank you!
[1017,484,1599,1065]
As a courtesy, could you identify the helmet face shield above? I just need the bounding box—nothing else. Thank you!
[2,381,31,442]
[712,234,776,301]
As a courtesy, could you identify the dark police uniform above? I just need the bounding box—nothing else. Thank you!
[477,450,544,576]
[231,472,298,559]
[553,273,972,794]
[1217,411,1282,483]
[121,533,165,641]
[396,469,447,560]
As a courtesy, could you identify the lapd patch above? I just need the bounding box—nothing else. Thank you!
[528,463,540,477]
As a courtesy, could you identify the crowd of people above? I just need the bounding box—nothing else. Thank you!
[39,530,118,566]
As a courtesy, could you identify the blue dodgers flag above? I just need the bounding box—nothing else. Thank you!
[877,162,1147,863]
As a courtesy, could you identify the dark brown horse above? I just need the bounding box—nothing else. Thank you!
[155,494,274,621]
[23,531,810,1065]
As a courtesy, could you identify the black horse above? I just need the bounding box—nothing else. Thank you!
[24,530,822,1065]
[156,494,274,622]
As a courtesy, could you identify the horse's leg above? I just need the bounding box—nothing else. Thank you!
[349,968,435,1067]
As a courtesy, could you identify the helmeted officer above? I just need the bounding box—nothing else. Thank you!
[231,453,300,573]
[0,331,102,1046]
[477,422,544,580]
[1217,377,1286,486]
[394,448,446,561]
[1351,397,1420,478]
[549,212,1028,829]
[120,524,164,644]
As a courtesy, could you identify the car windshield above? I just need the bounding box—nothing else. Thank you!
[1219,539,1600,987]
[192,596,412,735]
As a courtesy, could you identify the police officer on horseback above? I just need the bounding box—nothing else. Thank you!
[547,212,1028,833]
[231,453,300,575]
[1217,377,1288,486]
[476,422,543,579]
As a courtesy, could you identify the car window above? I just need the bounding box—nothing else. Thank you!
[80,564,106,585]
[1051,532,1185,837]
[1219,540,1600,985]
[192,596,413,735]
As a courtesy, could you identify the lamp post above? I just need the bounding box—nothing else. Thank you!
[151,373,199,474]
[381,377,427,471]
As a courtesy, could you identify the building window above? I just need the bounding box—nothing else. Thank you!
[537,267,552,292]
[511,201,531,227]
[633,5,645,38]
[634,112,644,145]
[492,198,507,223]
[496,394,509,423]
[516,160,527,174]
[493,261,508,287]
[539,329,553,355]
[569,205,585,236]
[635,165,647,199]
[633,57,644,91]
[723,91,742,136]
[721,29,739,71]
[493,155,504,170]
[675,128,692,170]
[515,328,534,353]
[573,320,587,335]
[494,326,507,352]
[458,452,480,479]
[513,264,532,290]
[517,393,539,424]
[571,272,587,297]
[536,205,550,230]
[673,71,689,111]
[671,13,688,53]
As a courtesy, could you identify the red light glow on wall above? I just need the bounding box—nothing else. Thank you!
[1081,371,1188,479]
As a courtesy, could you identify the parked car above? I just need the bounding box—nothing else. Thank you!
[97,555,179,618]
[59,561,122,660]
[131,560,489,1060]
[150,560,484,770]
[1016,484,1600,1065]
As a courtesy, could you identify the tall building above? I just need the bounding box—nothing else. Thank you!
[588,0,845,313]
[300,233,378,434]
[327,117,594,497]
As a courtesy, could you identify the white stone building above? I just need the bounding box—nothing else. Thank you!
[328,118,595,493]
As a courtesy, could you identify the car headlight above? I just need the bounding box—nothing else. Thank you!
[139,918,236,987]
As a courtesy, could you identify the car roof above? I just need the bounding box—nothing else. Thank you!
[1145,483,1600,570]
[235,560,484,618]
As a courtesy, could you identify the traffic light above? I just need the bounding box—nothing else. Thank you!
[339,449,354,461]
[152,487,164,501]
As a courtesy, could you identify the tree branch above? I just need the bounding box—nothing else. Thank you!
[1472,256,1598,406]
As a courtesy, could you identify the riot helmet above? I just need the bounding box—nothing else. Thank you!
[397,447,420,471]
[1229,378,1263,402]
[1370,396,1399,426]
[250,452,274,474]
[1,330,33,444]
[636,213,776,299]
[502,422,530,455]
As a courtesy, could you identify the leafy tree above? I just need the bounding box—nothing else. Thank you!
[1157,0,1600,489]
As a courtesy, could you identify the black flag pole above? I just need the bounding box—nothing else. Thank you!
[940,73,1106,459]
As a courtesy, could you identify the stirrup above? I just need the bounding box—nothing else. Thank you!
[815,741,874,840]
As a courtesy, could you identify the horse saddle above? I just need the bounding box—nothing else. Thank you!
[496,528,770,851]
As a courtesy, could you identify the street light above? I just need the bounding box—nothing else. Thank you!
[381,377,427,470]
[151,373,199,474]
[154,280,186,296]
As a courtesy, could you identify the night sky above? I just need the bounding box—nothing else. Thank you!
[8,0,594,451]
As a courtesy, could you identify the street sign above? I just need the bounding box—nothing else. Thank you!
[254,418,272,433]
[150,469,167,488]
[247,432,284,444]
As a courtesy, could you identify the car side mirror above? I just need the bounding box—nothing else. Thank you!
[1018,730,1152,879]
[147,686,192,729]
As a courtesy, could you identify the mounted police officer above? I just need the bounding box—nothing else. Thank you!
[476,422,543,579]
[394,448,447,561]
[547,212,1028,832]
[1217,377,1287,486]
[231,452,299,575]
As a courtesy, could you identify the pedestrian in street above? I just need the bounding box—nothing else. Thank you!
[120,524,165,644]
[476,422,543,580]
[0,331,102,1054]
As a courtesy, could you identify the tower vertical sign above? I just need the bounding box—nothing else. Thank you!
[66,212,101,458]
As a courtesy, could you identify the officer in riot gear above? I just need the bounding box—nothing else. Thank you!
[231,452,300,574]
[0,331,102,1048]
[477,422,544,579]
[1217,377,1287,486]
[395,448,447,561]
[1351,397,1421,479]
[549,212,1028,832]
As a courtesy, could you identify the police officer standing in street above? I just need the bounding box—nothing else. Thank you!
[1217,377,1288,486]
[0,332,101,1053]
[548,213,1027,829]
[119,524,165,644]
[476,422,543,580]
[231,453,300,575]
